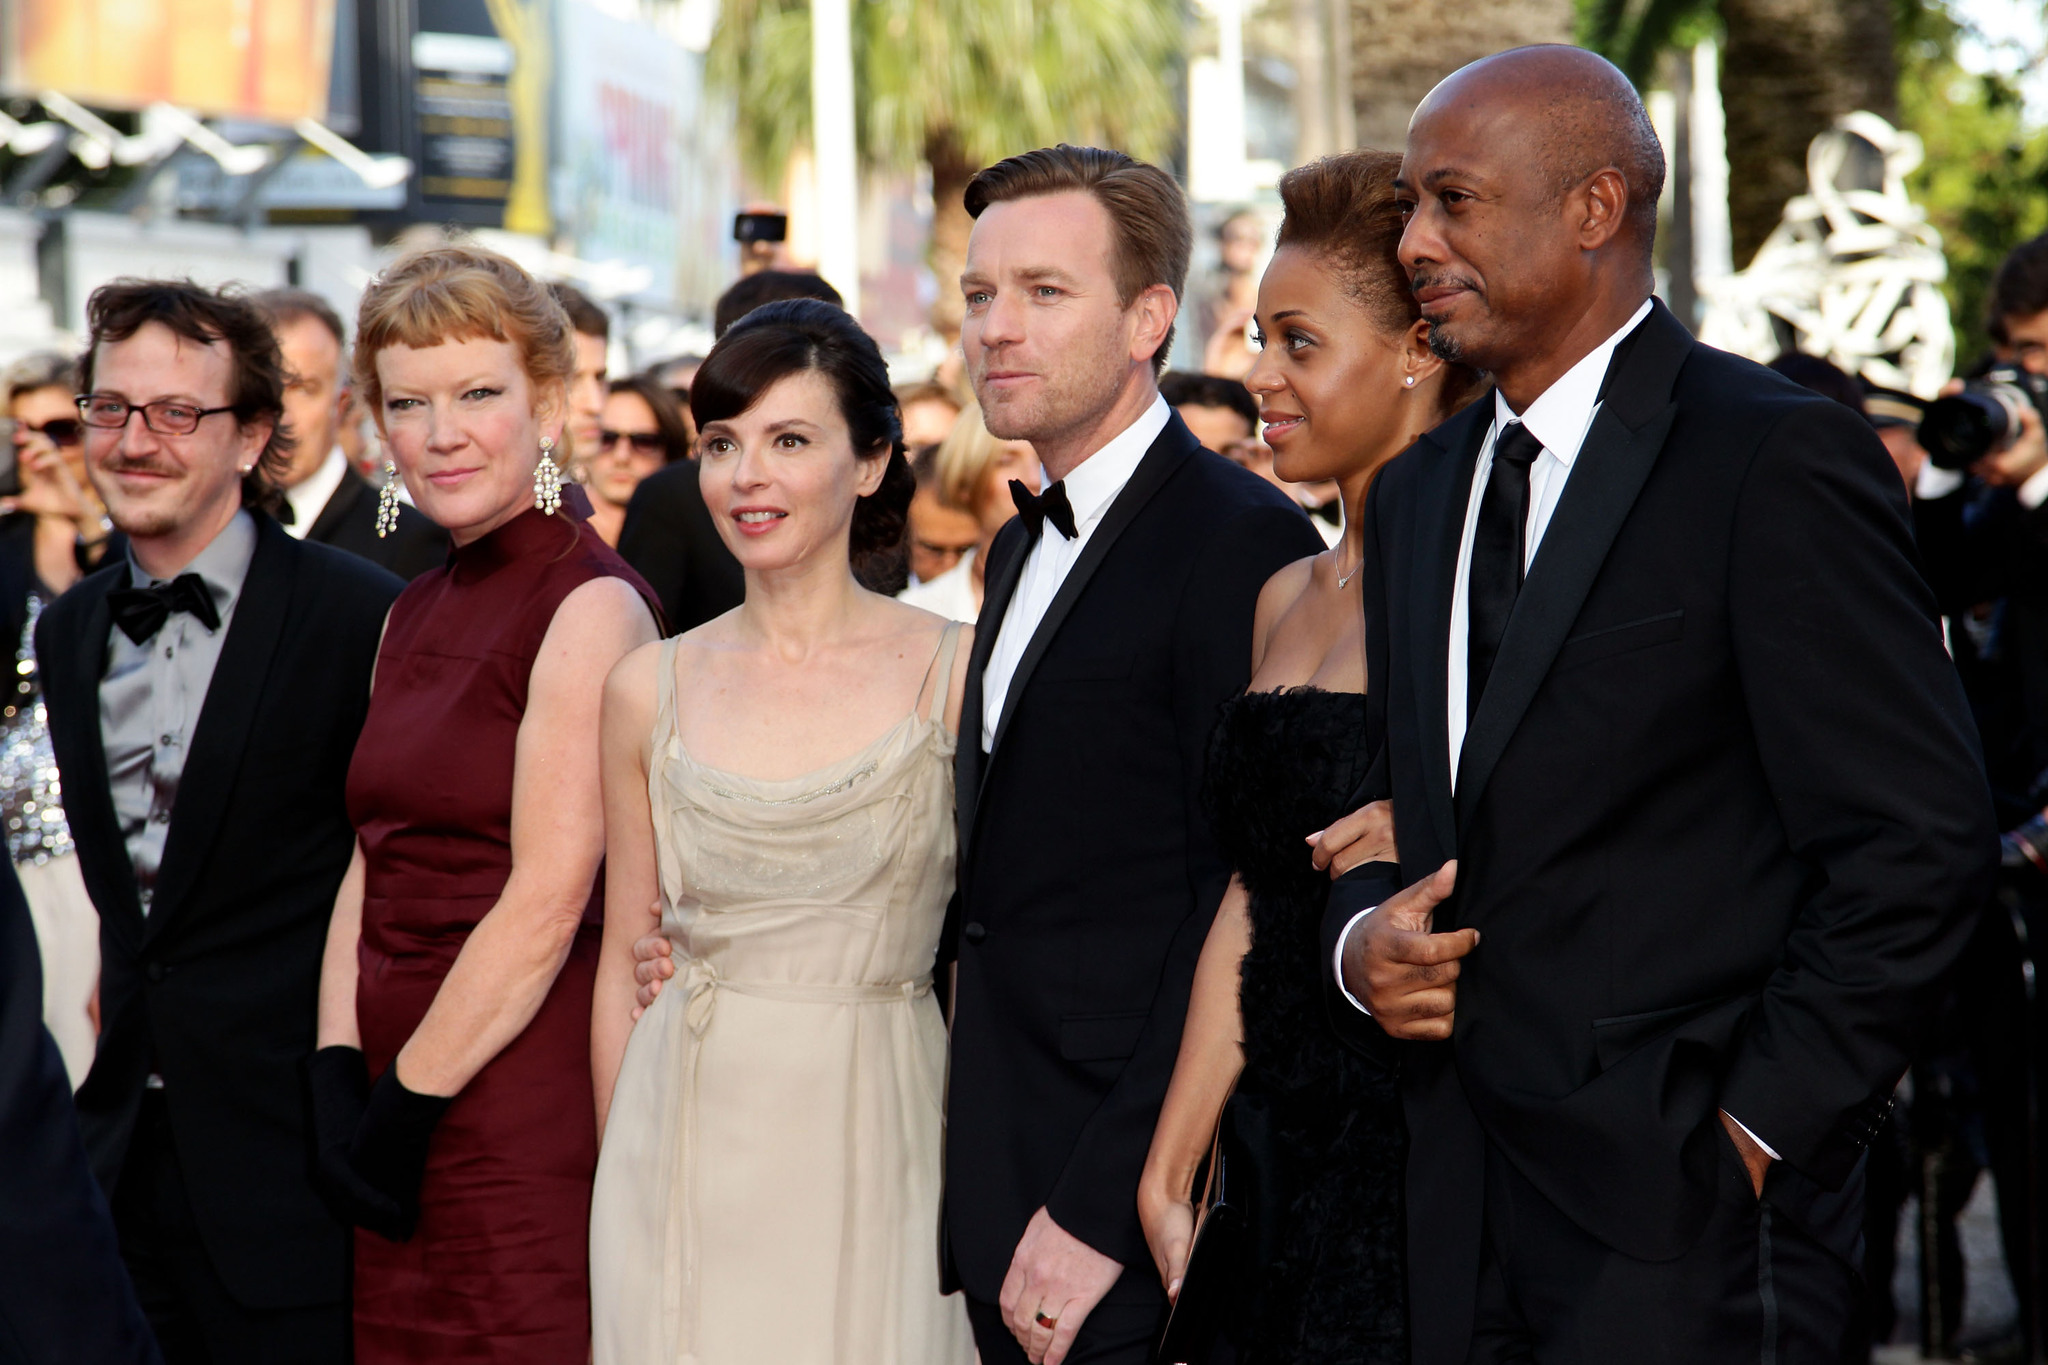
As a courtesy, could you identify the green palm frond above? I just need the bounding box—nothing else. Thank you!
[712,0,1182,184]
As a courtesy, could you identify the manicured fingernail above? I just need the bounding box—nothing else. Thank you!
[1305,830,1324,842]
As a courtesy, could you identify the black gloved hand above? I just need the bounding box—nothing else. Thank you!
[306,1045,400,1231]
[348,1063,455,1243]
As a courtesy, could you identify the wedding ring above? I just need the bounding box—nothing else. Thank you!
[1034,1310,1059,1330]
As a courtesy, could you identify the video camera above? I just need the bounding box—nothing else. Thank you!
[1918,365,2048,470]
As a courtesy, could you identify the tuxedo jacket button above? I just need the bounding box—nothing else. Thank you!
[145,962,164,983]
[963,922,988,944]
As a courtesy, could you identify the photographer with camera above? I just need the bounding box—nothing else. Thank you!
[1912,230,2048,1359]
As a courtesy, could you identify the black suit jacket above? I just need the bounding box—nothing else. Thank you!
[38,513,402,1311]
[0,858,159,1364]
[303,468,447,580]
[616,459,745,634]
[1322,301,1997,1365]
[944,413,1323,1298]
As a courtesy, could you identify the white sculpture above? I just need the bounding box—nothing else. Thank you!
[1698,111,1953,398]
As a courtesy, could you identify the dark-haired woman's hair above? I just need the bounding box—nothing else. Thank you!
[690,298,914,563]
[607,374,693,463]
[1276,150,1488,413]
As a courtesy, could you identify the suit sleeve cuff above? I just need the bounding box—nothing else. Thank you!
[1728,1113,1782,1162]
[1333,906,1377,1015]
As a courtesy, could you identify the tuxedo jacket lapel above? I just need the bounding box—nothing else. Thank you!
[1454,303,1693,829]
[1411,406,1490,860]
[982,417,1198,767]
[145,516,297,938]
[955,524,1027,863]
[306,472,367,544]
[48,577,141,946]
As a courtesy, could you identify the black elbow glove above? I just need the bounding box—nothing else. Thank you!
[304,1046,453,1243]
[306,1046,395,1232]
[348,1064,456,1243]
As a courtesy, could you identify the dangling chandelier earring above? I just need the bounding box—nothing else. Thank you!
[534,435,563,515]
[375,458,402,538]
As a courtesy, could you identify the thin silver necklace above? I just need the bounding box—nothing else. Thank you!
[1335,558,1362,589]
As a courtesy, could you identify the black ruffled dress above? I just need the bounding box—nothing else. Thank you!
[1205,687,1407,1365]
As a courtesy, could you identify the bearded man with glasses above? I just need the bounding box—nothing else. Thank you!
[36,279,403,1363]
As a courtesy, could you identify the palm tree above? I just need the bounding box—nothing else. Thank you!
[1719,0,1895,263]
[711,0,1183,341]
[1579,0,1898,265]
[1346,0,1577,151]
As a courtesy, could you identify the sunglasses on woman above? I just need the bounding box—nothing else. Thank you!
[6,417,82,447]
[599,429,666,455]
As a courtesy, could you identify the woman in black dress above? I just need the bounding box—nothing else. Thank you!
[1137,151,1486,1363]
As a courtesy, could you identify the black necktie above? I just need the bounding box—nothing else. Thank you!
[1010,479,1077,541]
[1467,421,1545,720]
[108,574,221,645]
[275,498,295,527]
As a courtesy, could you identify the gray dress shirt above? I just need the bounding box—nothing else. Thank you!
[100,510,257,915]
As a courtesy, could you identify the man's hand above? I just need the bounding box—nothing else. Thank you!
[1971,402,2048,488]
[1308,800,1397,879]
[998,1207,1123,1365]
[1718,1110,1773,1198]
[1339,862,1475,1040]
[629,910,672,1019]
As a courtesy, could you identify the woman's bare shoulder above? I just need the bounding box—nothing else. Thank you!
[1251,553,1323,667]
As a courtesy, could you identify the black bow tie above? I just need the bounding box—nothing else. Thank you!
[108,574,221,645]
[1010,479,1077,541]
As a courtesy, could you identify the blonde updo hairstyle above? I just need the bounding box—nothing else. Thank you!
[933,400,1012,516]
[352,244,576,429]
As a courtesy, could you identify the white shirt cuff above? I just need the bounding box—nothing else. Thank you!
[1332,906,1377,1015]
[1728,1113,1781,1162]
[2021,462,2048,510]
[1915,463,1965,501]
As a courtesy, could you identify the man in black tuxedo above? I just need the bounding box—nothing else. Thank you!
[40,280,401,1361]
[615,271,843,632]
[944,146,1321,1365]
[1319,48,1997,1364]
[253,288,445,579]
[0,853,160,1364]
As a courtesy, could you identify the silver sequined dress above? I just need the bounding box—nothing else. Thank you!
[0,592,74,867]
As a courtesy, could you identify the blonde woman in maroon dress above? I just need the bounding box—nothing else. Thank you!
[308,245,660,1362]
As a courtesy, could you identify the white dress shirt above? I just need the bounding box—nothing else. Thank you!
[980,396,1171,750]
[1329,300,1778,1157]
[282,447,348,538]
[898,547,980,624]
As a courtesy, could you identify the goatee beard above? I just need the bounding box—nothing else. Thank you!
[1426,321,1467,365]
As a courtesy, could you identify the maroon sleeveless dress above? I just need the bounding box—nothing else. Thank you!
[346,500,657,1363]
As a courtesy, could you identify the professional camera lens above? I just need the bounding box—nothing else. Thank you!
[1920,389,2019,471]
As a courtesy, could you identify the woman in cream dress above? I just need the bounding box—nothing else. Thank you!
[589,299,974,1365]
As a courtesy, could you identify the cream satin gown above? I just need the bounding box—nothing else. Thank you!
[591,626,974,1365]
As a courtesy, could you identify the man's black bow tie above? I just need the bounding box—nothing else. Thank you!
[1010,478,1077,541]
[108,574,221,645]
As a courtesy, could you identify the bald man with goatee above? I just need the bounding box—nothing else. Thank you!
[1316,46,1996,1363]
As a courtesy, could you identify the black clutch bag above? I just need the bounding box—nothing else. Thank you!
[1155,1092,1283,1365]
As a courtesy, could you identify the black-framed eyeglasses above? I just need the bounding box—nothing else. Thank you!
[600,429,666,455]
[7,417,82,446]
[77,394,237,436]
